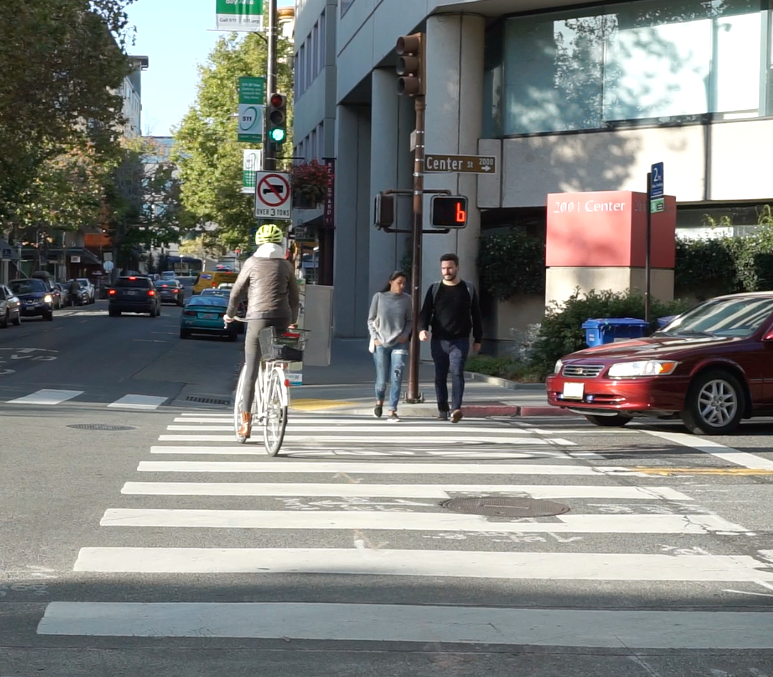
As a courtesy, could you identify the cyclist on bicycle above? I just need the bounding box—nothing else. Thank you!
[224,223,300,438]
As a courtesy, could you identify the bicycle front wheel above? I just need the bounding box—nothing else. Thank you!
[263,367,288,457]
[233,364,249,444]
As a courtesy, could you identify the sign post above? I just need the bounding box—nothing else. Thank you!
[645,162,664,323]
[237,77,265,144]
[254,171,292,220]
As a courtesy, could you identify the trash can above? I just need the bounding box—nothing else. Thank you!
[657,315,677,329]
[582,318,650,347]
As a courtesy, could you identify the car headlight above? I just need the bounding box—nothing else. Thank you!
[607,360,678,378]
[44,295,53,303]
[553,359,564,374]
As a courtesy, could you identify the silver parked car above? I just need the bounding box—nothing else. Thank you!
[77,278,96,304]
[0,284,22,328]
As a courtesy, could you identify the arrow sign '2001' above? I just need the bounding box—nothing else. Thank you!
[255,171,292,220]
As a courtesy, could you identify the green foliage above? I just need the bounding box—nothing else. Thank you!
[477,230,545,300]
[675,207,773,297]
[465,355,544,383]
[0,0,134,215]
[528,289,692,378]
[173,33,294,252]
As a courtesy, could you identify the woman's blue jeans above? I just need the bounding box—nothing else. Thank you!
[373,344,408,412]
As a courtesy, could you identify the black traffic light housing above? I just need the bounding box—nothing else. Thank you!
[374,193,395,229]
[267,93,287,145]
[395,33,425,96]
[430,196,468,229]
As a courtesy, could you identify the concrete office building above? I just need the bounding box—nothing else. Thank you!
[293,0,773,339]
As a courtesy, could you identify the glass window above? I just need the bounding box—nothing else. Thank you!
[312,22,319,79]
[341,0,355,17]
[499,0,765,136]
[299,43,306,94]
[319,10,326,72]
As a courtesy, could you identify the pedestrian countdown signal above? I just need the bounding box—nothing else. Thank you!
[430,196,468,229]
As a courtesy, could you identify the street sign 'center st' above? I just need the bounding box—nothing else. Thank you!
[424,154,497,175]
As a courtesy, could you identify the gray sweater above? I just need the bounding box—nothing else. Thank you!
[367,292,413,348]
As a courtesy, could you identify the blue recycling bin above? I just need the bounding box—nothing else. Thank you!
[582,318,650,347]
[657,315,677,329]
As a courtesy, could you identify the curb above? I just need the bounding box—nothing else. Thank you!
[289,404,582,418]
[519,406,580,417]
[464,371,545,391]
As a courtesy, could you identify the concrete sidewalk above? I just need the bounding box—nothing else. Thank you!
[293,339,573,418]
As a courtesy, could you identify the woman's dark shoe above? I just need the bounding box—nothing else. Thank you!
[437,411,449,421]
[374,404,383,419]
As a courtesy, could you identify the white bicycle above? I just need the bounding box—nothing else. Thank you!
[233,323,310,456]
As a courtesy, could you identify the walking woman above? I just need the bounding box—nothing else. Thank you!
[367,271,413,422]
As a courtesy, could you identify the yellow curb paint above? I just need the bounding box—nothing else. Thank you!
[290,399,359,412]
[635,467,773,476]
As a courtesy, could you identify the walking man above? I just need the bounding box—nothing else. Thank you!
[418,253,482,423]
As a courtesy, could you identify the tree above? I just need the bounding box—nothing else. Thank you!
[0,0,135,216]
[105,138,194,271]
[173,32,294,251]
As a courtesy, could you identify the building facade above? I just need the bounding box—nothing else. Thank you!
[293,0,773,339]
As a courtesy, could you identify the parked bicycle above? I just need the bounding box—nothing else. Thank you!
[232,321,310,455]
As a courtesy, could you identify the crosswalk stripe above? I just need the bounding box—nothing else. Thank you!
[148,446,560,459]
[109,395,167,410]
[157,434,554,444]
[36,602,773,648]
[72,547,772,580]
[7,389,83,405]
[120,481,692,500]
[137,460,640,475]
[99,508,746,533]
[166,424,536,434]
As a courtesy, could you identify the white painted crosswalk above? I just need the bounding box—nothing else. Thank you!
[2,388,168,409]
[37,410,773,653]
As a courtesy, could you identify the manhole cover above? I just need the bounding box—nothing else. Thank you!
[67,424,136,431]
[186,395,231,405]
[441,497,570,518]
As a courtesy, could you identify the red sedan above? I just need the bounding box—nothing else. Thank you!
[546,292,773,435]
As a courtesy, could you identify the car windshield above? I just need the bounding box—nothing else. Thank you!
[77,279,89,287]
[188,295,228,307]
[658,297,773,338]
[10,279,45,294]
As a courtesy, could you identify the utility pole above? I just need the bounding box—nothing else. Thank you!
[396,33,426,404]
[263,0,278,172]
[407,99,425,403]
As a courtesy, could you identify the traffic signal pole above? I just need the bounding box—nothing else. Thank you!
[263,0,278,171]
[407,97,425,403]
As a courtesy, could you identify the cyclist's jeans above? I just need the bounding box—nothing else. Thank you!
[431,337,469,413]
[373,344,408,412]
[242,318,289,413]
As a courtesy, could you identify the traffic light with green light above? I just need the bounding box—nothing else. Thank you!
[267,93,287,144]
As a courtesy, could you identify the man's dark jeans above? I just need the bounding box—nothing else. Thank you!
[430,337,470,413]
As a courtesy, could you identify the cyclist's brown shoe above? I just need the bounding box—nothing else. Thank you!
[238,412,252,438]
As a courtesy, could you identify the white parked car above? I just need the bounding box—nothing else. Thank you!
[77,278,95,304]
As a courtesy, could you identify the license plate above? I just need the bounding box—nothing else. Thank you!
[201,313,218,319]
[562,382,584,400]
[127,291,137,296]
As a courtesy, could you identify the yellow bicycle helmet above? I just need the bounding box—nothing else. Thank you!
[255,223,284,245]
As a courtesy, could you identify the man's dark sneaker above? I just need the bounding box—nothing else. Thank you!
[374,404,383,419]
[387,412,400,423]
[437,411,449,421]
[451,409,463,424]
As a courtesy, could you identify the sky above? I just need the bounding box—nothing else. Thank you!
[126,0,294,137]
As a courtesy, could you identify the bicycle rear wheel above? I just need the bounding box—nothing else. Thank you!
[263,367,288,457]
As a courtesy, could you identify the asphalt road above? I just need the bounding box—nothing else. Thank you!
[1,300,773,676]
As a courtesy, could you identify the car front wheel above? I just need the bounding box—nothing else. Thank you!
[681,370,745,435]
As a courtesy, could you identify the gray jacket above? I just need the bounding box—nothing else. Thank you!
[226,256,300,322]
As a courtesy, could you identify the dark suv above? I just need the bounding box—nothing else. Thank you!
[108,276,162,317]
